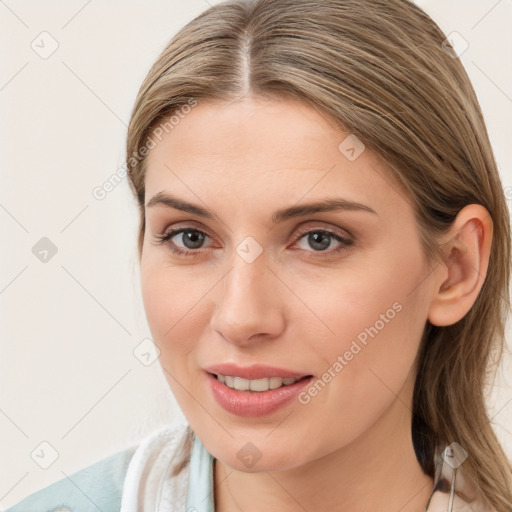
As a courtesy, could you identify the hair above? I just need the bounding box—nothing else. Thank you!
[125,0,512,510]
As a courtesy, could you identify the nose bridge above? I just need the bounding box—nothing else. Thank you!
[225,254,265,303]
[210,245,285,344]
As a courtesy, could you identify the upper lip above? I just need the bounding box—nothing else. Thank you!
[204,363,312,380]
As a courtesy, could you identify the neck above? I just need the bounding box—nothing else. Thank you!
[214,371,434,512]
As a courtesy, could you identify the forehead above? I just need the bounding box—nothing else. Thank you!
[144,97,411,217]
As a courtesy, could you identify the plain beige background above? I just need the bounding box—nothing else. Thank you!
[1,0,511,509]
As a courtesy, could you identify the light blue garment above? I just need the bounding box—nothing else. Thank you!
[3,432,215,512]
[186,434,215,512]
[2,446,136,512]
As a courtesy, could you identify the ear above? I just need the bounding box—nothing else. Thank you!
[427,204,493,326]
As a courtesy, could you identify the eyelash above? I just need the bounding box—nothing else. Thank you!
[152,224,353,258]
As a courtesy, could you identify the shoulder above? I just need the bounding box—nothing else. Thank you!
[4,445,137,512]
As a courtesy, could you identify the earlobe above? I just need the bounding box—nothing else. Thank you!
[427,205,493,327]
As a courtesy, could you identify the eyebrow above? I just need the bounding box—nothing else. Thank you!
[146,191,377,224]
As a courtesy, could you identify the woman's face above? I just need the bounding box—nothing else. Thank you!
[140,96,436,471]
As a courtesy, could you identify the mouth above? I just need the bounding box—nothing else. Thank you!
[205,369,314,417]
[210,373,312,392]
[203,363,314,416]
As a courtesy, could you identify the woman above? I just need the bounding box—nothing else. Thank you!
[5,0,511,511]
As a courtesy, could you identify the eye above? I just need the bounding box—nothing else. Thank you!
[152,224,353,258]
[292,227,352,255]
[152,227,212,256]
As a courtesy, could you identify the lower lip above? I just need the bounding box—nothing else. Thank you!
[206,372,313,417]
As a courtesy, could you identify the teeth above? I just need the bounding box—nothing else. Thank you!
[235,377,250,391]
[269,377,282,389]
[250,378,269,392]
[216,374,302,392]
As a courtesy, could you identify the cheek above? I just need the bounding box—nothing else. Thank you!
[295,299,424,456]
[140,264,170,342]
[297,245,425,349]
[140,260,216,381]
[304,250,428,421]
[140,266,204,418]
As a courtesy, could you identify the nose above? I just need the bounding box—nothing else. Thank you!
[209,251,286,346]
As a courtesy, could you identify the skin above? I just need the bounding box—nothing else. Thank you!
[140,96,492,511]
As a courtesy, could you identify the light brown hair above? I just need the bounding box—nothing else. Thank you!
[125,1,512,510]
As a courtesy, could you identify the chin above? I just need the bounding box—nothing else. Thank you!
[209,436,311,474]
